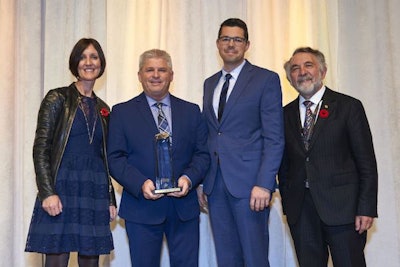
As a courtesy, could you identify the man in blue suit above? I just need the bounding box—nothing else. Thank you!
[107,49,209,267]
[200,18,285,267]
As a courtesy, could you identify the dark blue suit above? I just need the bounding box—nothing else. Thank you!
[202,60,284,266]
[107,92,209,266]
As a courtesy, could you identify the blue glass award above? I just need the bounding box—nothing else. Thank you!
[154,132,181,194]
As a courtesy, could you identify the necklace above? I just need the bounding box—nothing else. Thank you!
[78,97,98,144]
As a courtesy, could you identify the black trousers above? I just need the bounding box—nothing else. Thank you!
[289,190,367,267]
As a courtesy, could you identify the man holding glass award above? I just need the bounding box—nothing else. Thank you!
[107,49,210,267]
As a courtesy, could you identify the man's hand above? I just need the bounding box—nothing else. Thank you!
[196,185,208,213]
[250,186,271,211]
[42,195,63,216]
[109,205,117,221]
[355,215,374,234]
[168,176,191,198]
[142,179,164,200]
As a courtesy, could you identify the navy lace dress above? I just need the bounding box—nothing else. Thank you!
[25,96,113,255]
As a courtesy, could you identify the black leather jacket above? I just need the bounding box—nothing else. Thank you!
[33,83,116,206]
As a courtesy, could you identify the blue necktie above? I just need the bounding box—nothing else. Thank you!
[218,73,232,121]
[156,102,170,134]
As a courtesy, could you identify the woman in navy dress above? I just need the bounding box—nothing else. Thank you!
[25,38,117,267]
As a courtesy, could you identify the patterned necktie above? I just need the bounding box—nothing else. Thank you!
[156,102,170,134]
[218,73,232,121]
[302,100,314,150]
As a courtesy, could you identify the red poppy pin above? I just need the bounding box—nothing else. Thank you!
[100,108,110,117]
[319,105,329,119]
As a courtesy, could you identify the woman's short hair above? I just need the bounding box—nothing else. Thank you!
[69,38,106,78]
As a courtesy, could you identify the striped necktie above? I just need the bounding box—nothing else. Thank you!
[302,100,314,150]
[156,102,170,134]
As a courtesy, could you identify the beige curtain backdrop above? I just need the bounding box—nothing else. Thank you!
[1,0,398,266]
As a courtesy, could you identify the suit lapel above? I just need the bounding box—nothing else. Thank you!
[286,98,306,151]
[170,96,180,153]
[205,73,221,128]
[136,93,159,133]
[308,88,336,150]
[219,60,252,124]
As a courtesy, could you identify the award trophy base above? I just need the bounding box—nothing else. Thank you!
[154,187,182,194]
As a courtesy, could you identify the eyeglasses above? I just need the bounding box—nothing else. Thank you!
[218,36,247,45]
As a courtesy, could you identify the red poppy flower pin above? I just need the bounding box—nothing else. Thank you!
[100,108,110,117]
[319,105,329,119]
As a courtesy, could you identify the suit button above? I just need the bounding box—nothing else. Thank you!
[214,152,218,156]
[306,157,310,162]
[218,132,222,135]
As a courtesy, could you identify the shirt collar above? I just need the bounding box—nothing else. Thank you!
[146,93,171,107]
[221,60,246,80]
[299,86,326,106]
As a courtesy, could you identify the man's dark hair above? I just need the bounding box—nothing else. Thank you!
[218,18,249,41]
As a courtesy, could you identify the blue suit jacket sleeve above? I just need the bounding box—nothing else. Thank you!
[257,71,285,191]
[107,102,149,198]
